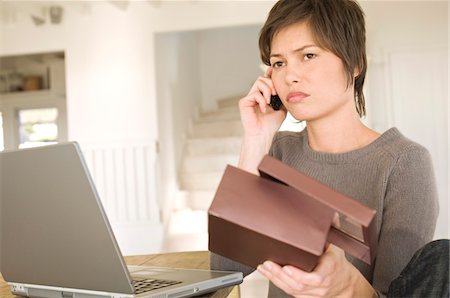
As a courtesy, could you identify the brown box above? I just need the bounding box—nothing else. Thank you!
[208,155,377,271]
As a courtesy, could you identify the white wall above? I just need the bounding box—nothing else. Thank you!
[1,3,158,142]
[362,1,448,132]
[199,25,262,112]
[0,0,275,140]
[1,3,162,255]
[154,31,202,224]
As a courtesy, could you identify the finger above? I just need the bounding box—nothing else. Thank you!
[254,91,269,113]
[325,243,345,258]
[258,261,305,294]
[264,66,273,79]
[240,91,268,113]
[282,265,323,287]
[313,244,344,277]
[264,67,276,95]
[249,77,275,101]
[258,264,295,295]
[249,79,272,112]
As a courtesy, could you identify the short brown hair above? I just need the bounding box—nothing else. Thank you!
[259,0,367,117]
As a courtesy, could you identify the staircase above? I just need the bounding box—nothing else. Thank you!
[163,95,270,297]
[163,96,242,252]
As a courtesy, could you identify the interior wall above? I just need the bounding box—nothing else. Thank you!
[154,31,201,223]
[199,24,262,112]
[1,3,159,145]
[0,1,275,142]
[0,3,164,255]
[362,1,448,133]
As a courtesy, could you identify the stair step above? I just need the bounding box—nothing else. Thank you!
[197,107,240,123]
[182,154,238,173]
[180,171,224,191]
[177,190,216,210]
[186,136,242,156]
[191,120,243,138]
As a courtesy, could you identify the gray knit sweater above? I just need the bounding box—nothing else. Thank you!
[210,127,439,297]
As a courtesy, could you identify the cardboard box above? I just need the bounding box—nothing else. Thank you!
[208,155,377,271]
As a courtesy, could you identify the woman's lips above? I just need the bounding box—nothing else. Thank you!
[286,92,310,103]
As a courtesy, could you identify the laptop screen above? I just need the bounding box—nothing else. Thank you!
[0,143,134,294]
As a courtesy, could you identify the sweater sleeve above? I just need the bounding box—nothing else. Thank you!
[372,145,439,295]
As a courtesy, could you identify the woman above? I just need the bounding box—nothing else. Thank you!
[211,0,439,297]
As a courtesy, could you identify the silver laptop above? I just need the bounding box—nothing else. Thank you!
[0,142,242,298]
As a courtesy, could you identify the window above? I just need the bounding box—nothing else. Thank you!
[18,108,58,149]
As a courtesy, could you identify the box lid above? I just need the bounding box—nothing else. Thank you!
[258,155,377,263]
[209,165,335,256]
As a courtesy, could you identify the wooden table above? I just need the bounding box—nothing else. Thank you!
[0,251,239,298]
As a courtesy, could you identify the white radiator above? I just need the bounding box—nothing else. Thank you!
[80,141,160,225]
[79,141,163,255]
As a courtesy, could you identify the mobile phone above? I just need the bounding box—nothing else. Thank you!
[270,95,283,111]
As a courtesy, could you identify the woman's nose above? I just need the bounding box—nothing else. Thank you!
[284,63,302,85]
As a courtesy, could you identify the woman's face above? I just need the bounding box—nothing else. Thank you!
[269,22,355,122]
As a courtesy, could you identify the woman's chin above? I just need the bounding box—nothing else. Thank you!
[288,111,309,122]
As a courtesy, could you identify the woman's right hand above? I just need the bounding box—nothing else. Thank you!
[237,68,287,173]
[239,68,287,138]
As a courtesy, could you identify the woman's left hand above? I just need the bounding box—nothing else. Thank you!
[257,244,375,297]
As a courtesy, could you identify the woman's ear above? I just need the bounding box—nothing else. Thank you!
[353,66,360,78]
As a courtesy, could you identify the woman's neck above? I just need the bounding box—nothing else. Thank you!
[306,111,380,154]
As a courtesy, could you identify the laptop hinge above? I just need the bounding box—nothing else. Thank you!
[62,291,74,298]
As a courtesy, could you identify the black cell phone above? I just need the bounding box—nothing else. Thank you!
[270,95,283,111]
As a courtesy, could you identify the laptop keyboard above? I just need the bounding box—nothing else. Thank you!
[132,278,182,294]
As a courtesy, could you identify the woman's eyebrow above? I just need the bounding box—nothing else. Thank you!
[270,44,317,59]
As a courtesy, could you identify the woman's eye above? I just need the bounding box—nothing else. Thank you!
[271,61,284,68]
[304,53,316,60]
